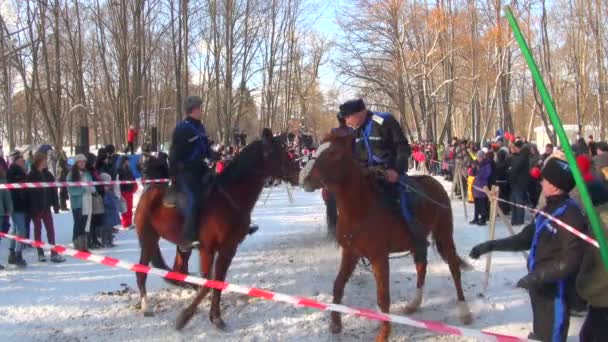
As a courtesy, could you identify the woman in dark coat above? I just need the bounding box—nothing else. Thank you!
[27,152,64,262]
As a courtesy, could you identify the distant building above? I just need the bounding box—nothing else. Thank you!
[533,124,603,146]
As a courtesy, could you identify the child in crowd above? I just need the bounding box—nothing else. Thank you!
[99,173,121,248]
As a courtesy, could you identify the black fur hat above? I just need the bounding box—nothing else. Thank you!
[339,98,366,117]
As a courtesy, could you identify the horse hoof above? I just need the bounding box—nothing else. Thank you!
[211,316,226,330]
[460,312,473,325]
[375,334,388,342]
[403,305,419,314]
[329,321,342,334]
[457,301,473,325]
[175,307,195,331]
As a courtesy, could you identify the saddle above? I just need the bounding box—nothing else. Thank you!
[162,173,216,210]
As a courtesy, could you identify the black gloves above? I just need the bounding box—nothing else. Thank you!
[469,241,495,259]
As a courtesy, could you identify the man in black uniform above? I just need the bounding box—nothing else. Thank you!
[338,99,428,264]
[169,96,216,251]
[470,158,586,342]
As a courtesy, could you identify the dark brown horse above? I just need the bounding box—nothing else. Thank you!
[134,131,294,330]
[299,133,472,342]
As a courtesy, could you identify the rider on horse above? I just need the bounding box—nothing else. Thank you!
[169,96,217,251]
[338,98,428,264]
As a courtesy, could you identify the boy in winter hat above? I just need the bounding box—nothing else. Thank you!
[469,158,587,342]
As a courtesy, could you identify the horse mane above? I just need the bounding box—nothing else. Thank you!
[217,140,265,185]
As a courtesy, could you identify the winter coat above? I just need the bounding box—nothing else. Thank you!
[168,116,217,177]
[490,194,586,295]
[0,178,13,216]
[118,166,138,193]
[7,164,28,213]
[102,191,121,227]
[27,168,59,216]
[508,147,531,191]
[576,202,608,308]
[437,145,445,161]
[127,128,138,143]
[67,170,95,210]
[0,157,8,172]
[473,159,492,198]
[351,112,412,174]
[593,153,608,183]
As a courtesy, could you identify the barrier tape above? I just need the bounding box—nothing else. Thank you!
[0,232,529,342]
[0,178,170,190]
[418,158,600,249]
[473,184,599,249]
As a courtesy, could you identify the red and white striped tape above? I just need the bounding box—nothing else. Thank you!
[0,178,170,190]
[0,232,529,342]
[418,158,600,249]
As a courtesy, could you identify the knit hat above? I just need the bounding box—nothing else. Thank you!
[74,154,87,163]
[9,151,22,163]
[541,158,575,193]
[338,98,366,117]
[183,95,202,114]
[576,154,594,182]
[99,172,112,182]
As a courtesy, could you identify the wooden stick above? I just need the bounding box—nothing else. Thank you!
[483,186,498,291]
[284,183,294,204]
[457,166,468,220]
[262,184,273,206]
[483,186,528,261]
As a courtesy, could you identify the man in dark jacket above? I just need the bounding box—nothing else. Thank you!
[7,151,29,267]
[508,140,530,225]
[338,99,428,263]
[470,158,586,342]
[169,96,218,251]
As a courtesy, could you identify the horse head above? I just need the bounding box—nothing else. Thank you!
[260,129,299,185]
[299,131,355,192]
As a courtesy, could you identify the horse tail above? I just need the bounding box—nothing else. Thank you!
[428,186,472,271]
[433,233,472,271]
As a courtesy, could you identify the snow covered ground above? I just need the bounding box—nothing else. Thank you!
[0,178,583,341]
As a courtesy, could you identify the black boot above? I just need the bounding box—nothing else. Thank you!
[178,216,200,252]
[15,251,27,268]
[38,248,47,262]
[50,251,66,263]
[248,225,259,235]
[7,249,16,265]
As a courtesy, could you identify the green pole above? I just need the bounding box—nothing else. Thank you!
[504,6,608,271]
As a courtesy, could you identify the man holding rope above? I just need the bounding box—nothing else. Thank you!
[470,158,586,342]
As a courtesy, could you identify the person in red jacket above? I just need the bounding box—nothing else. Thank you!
[127,125,138,155]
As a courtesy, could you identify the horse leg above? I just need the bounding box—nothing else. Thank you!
[404,262,426,314]
[137,234,159,317]
[171,249,196,289]
[329,249,358,334]
[447,254,472,325]
[175,248,215,330]
[173,249,192,274]
[208,244,238,330]
[370,257,391,342]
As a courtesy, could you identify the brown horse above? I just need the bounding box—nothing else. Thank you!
[134,131,294,330]
[299,133,472,342]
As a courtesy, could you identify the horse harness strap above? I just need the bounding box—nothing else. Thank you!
[181,120,208,163]
[360,113,390,167]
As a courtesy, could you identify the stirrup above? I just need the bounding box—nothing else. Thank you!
[178,241,200,253]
